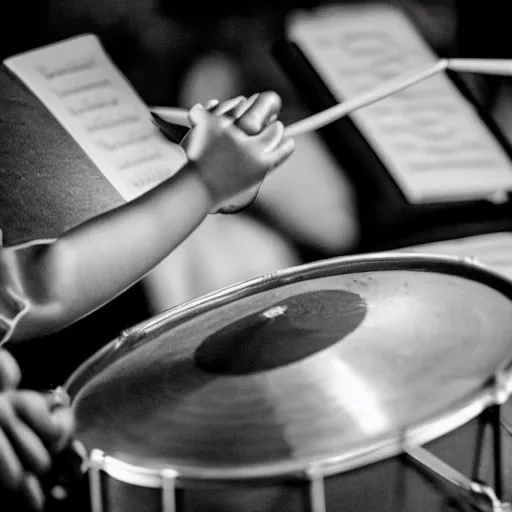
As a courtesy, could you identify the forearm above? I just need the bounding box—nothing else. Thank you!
[10,163,212,342]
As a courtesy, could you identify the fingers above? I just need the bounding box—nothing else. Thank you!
[211,95,246,116]
[230,93,259,119]
[0,426,23,490]
[183,104,212,161]
[0,442,45,510]
[267,135,295,169]
[210,92,282,134]
[4,416,51,476]
[11,392,59,443]
[188,103,210,127]
[0,389,75,510]
[12,391,74,453]
[236,91,282,135]
[255,121,295,169]
[187,96,246,126]
[190,91,282,131]
[205,99,219,110]
[0,350,21,390]
[20,472,45,511]
[48,406,74,453]
[254,121,285,153]
[0,389,75,512]
[44,387,71,411]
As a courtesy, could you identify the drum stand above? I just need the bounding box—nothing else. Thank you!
[406,401,510,512]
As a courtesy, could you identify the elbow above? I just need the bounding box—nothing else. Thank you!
[6,239,78,342]
[8,298,70,343]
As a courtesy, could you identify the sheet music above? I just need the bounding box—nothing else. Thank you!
[288,4,512,204]
[400,232,512,281]
[4,34,187,201]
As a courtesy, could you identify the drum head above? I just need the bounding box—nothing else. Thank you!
[67,254,512,479]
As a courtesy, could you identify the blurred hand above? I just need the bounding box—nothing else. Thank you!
[0,381,74,510]
[182,91,294,213]
[0,349,21,391]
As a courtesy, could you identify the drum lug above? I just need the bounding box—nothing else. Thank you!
[304,467,327,512]
[493,372,509,406]
[405,444,510,512]
[89,449,105,512]
[161,469,178,512]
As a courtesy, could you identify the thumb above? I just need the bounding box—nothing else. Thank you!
[182,104,211,161]
[49,407,75,452]
[188,103,208,126]
[256,121,285,153]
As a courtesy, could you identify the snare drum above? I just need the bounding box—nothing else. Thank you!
[65,253,512,512]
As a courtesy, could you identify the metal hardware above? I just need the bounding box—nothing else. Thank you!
[405,444,510,512]
[90,449,105,512]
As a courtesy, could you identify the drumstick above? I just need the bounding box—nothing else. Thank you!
[150,57,512,137]
[150,106,190,128]
[285,58,512,137]
[284,59,447,136]
[446,58,512,75]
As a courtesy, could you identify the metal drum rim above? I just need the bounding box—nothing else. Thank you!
[65,251,512,488]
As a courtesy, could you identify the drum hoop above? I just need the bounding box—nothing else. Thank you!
[66,251,512,488]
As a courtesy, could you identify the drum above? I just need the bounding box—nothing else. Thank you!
[65,253,512,512]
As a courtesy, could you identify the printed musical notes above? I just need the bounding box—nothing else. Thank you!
[288,5,512,203]
[4,35,187,201]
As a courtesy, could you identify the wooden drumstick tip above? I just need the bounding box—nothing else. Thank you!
[447,58,512,76]
[150,107,191,128]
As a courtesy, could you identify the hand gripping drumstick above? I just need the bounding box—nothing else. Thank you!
[151,58,512,138]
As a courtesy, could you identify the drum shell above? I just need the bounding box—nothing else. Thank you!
[91,414,496,512]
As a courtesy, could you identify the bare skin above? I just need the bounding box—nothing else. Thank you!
[2,92,294,344]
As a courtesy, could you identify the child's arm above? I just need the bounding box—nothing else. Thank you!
[3,92,294,343]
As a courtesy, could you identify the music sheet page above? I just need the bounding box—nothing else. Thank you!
[288,5,512,204]
[4,34,187,201]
